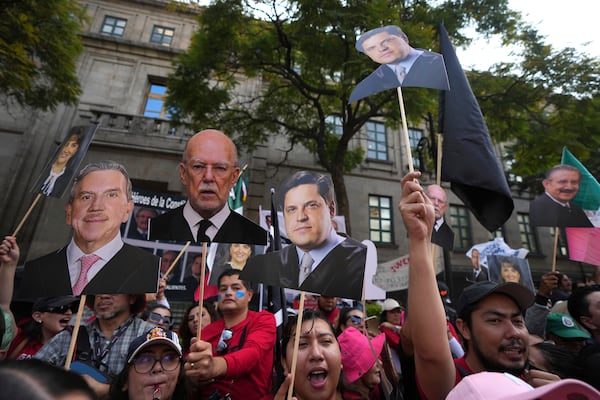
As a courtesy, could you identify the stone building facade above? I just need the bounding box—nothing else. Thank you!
[0,0,588,302]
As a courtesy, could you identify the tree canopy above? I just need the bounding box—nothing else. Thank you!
[0,0,87,111]
[167,0,598,229]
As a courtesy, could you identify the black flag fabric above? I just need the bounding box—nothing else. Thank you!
[439,23,514,232]
[267,188,287,385]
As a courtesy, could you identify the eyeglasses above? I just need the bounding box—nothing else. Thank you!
[41,304,76,314]
[347,315,363,325]
[186,161,232,178]
[148,312,172,326]
[217,329,233,354]
[133,353,181,374]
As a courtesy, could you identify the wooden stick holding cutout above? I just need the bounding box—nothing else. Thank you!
[287,291,307,400]
[12,194,43,237]
[397,87,415,174]
[551,228,560,272]
[196,241,209,339]
[163,241,191,280]
[64,294,88,370]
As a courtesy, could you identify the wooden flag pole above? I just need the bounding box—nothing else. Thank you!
[12,193,43,237]
[431,134,444,272]
[397,87,414,173]
[65,294,87,370]
[287,291,306,400]
[436,134,443,185]
[196,241,209,339]
[163,241,191,280]
[552,228,560,272]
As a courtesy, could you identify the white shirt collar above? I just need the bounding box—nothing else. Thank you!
[66,233,124,287]
[295,228,345,273]
[183,201,231,241]
[544,192,570,208]
[385,48,424,73]
[434,216,444,232]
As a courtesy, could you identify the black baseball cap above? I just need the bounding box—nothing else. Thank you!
[456,281,534,318]
[32,296,78,312]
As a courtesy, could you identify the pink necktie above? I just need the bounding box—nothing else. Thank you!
[73,254,100,295]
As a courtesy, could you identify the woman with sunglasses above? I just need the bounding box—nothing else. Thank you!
[336,307,365,335]
[143,304,173,330]
[109,326,185,400]
[7,295,78,360]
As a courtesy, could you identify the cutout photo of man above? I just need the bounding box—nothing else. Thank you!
[241,171,367,300]
[529,164,593,228]
[349,25,449,103]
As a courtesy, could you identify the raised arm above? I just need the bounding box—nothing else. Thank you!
[399,172,455,400]
[0,236,19,342]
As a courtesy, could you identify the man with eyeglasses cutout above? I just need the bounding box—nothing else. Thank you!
[425,184,454,251]
[185,269,276,400]
[148,130,267,246]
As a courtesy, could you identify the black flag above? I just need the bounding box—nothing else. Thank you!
[267,188,287,386]
[439,23,514,232]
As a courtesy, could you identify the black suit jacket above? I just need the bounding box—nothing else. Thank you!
[470,266,489,283]
[241,237,367,300]
[19,244,160,298]
[431,220,455,251]
[349,50,449,103]
[529,193,592,228]
[148,205,267,245]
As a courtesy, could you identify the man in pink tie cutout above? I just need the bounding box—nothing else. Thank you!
[20,161,160,298]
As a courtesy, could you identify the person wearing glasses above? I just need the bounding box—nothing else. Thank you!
[35,293,154,399]
[142,304,173,330]
[148,130,267,246]
[336,306,366,335]
[110,326,185,400]
[7,296,78,360]
[425,184,454,251]
[184,269,276,400]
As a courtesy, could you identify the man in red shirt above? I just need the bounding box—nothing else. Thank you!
[185,269,276,400]
[316,295,340,326]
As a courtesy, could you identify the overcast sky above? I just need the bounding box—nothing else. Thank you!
[456,0,599,70]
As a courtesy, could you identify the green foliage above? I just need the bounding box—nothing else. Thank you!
[365,301,382,319]
[170,0,593,220]
[0,0,87,110]
[470,24,600,191]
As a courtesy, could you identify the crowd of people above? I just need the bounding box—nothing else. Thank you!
[1,128,599,400]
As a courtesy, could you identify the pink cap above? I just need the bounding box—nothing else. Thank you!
[338,327,385,384]
[447,372,600,400]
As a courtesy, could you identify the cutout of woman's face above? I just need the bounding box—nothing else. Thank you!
[500,262,521,283]
[229,243,252,268]
[56,134,80,166]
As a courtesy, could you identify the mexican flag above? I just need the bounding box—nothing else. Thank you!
[228,168,248,215]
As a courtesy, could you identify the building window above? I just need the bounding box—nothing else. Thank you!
[101,16,127,37]
[408,127,424,170]
[517,213,538,254]
[449,205,472,251]
[326,115,343,136]
[150,25,175,46]
[366,121,388,161]
[369,195,393,244]
[143,83,170,119]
